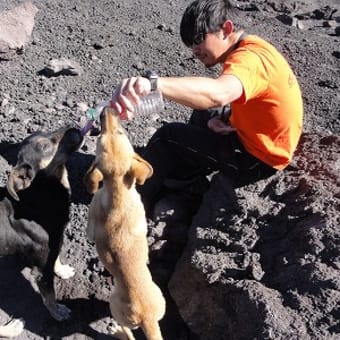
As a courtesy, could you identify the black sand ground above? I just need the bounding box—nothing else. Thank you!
[0,0,339,339]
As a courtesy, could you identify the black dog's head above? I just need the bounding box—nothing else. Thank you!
[7,126,83,201]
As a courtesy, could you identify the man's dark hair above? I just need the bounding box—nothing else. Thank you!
[180,0,234,47]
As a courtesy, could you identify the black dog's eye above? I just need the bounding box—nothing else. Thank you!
[50,136,58,144]
[17,154,24,164]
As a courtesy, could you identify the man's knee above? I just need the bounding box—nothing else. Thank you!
[150,122,185,142]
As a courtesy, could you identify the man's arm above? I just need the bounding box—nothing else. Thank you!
[158,74,243,110]
[111,73,243,119]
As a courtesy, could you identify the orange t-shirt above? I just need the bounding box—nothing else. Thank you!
[222,35,303,170]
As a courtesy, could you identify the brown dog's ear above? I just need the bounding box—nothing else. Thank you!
[130,152,153,185]
[83,161,103,194]
[6,165,34,201]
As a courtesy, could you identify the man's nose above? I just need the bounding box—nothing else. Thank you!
[192,45,200,53]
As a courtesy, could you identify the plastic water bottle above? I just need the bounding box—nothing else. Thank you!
[80,91,164,135]
[133,90,164,116]
[118,90,164,120]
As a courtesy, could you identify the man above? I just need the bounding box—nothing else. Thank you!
[111,0,303,214]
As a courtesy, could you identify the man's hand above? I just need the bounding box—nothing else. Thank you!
[207,115,236,135]
[111,76,151,120]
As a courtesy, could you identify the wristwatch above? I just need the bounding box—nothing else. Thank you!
[144,70,158,92]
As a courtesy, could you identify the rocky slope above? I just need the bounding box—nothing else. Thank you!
[0,0,339,339]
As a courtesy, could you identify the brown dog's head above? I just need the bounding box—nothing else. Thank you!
[83,107,153,194]
[7,127,83,201]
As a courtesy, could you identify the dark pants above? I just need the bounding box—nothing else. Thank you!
[138,109,277,209]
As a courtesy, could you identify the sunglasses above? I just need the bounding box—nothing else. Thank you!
[192,32,206,46]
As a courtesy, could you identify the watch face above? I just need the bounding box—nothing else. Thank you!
[145,70,157,78]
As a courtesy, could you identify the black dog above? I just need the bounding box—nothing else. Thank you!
[0,126,83,337]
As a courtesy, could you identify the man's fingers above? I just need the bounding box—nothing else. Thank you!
[111,78,138,114]
[118,94,135,113]
[208,117,236,134]
[123,77,140,103]
[119,109,134,121]
[219,126,237,135]
[134,76,151,96]
[111,76,152,120]
[111,101,123,114]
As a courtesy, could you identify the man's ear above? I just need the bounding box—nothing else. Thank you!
[7,165,35,201]
[83,160,103,194]
[222,20,234,37]
[129,152,153,185]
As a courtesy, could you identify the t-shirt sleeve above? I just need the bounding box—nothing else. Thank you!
[222,49,269,104]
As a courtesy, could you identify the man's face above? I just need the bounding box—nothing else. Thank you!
[192,30,228,67]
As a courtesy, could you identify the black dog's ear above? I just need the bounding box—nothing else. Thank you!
[7,164,34,201]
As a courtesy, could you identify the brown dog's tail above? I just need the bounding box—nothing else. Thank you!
[122,326,136,340]
[141,319,163,340]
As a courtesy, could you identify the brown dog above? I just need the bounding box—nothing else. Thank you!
[83,107,166,340]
